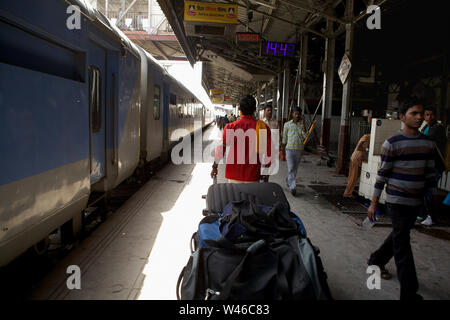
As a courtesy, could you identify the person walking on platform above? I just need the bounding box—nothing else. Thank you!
[211,95,271,183]
[417,106,447,226]
[367,97,437,300]
[263,104,278,130]
[281,107,306,196]
[343,133,371,198]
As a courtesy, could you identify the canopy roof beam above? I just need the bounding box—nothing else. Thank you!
[277,0,346,24]
[222,0,326,38]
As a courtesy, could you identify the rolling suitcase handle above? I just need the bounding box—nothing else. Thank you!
[202,173,217,216]
[202,171,217,199]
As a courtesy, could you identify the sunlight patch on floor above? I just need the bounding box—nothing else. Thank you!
[136,163,213,300]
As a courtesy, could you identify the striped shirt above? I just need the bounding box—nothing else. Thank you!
[374,130,437,206]
[282,120,306,151]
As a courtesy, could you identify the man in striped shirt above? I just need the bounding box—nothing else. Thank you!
[367,97,437,300]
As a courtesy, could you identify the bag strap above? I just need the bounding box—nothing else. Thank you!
[190,233,197,254]
[176,266,186,300]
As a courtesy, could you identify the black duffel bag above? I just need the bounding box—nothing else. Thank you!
[178,237,316,300]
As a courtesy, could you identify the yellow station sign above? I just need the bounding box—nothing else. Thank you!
[210,88,224,95]
[184,1,238,24]
[212,97,224,103]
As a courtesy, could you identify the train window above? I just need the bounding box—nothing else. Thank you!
[0,20,86,82]
[154,85,161,120]
[88,66,102,132]
[170,93,177,105]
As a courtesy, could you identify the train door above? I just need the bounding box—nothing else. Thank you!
[147,81,163,161]
[162,81,170,153]
[106,50,119,183]
[88,42,107,184]
[202,106,206,127]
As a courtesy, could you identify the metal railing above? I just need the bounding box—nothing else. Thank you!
[107,12,172,33]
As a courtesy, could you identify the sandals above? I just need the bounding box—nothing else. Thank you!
[368,259,392,280]
[380,268,392,280]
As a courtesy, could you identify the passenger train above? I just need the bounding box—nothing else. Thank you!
[0,0,213,266]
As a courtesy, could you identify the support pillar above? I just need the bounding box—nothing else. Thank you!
[273,81,277,117]
[321,20,335,154]
[272,79,275,109]
[282,61,290,122]
[272,80,280,134]
[299,33,308,114]
[264,85,268,109]
[336,0,354,175]
[256,81,260,118]
[147,0,151,33]
[277,72,283,128]
[441,50,449,123]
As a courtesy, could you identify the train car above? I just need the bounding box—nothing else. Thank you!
[166,76,202,143]
[138,48,165,164]
[138,46,211,166]
[0,0,212,267]
[0,0,144,266]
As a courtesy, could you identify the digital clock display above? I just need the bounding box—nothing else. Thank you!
[236,32,260,43]
[263,41,296,57]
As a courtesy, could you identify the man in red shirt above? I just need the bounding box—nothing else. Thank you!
[210,95,271,183]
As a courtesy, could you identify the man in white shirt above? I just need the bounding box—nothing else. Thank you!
[263,104,278,129]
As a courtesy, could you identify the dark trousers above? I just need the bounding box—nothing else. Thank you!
[368,203,420,300]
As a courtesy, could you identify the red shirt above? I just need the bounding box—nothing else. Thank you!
[214,115,271,182]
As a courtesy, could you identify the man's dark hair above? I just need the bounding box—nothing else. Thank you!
[264,103,273,110]
[291,106,302,114]
[239,95,256,115]
[424,105,436,114]
[399,96,425,115]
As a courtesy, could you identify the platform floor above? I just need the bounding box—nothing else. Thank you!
[30,125,450,300]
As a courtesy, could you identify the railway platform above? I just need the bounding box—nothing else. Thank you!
[23,125,450,300]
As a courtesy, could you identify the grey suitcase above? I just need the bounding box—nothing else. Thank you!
[204,182,290,215]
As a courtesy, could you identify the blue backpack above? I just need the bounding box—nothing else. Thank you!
[194,201,307,250]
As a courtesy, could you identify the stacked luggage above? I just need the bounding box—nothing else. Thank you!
[177,182,332,300]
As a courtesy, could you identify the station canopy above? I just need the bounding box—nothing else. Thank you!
[156,0,391,105]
